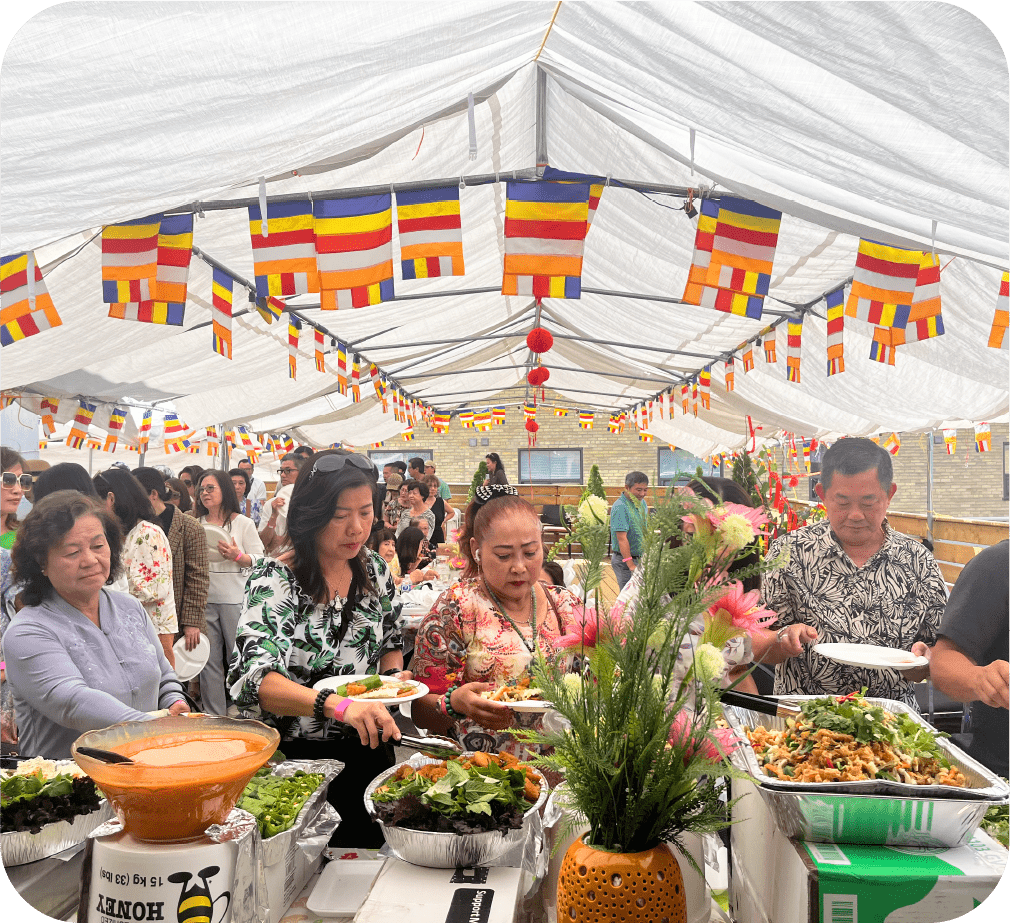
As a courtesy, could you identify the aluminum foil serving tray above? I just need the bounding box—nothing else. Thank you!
[724,695,1009,847]
[2,801,115,867]
[364,752,548,868]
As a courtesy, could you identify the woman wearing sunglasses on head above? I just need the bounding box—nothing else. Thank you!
[2,447,31,551]
[192,469,264,716]
[228,449,404,847]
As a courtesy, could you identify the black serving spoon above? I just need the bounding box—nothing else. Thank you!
[75,746,135,764]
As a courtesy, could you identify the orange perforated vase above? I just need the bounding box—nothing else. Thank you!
[557,835,686,923]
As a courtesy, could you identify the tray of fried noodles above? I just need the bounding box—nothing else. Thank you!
[724,692,1007,800]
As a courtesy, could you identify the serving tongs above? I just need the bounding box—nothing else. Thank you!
[397,734,465,760]
[722,689,802,718]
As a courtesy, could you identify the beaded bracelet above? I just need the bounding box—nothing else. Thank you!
[312,688,331,720]
[442,684,464,721]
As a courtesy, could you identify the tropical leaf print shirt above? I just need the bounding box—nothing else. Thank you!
[763,519,947,707]
[227,552,402,740]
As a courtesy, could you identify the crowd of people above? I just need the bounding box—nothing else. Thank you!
[0,438,1006,850]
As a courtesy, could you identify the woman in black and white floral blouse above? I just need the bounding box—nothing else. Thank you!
[228,449,405,846]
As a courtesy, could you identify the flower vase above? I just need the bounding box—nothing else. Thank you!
[557,835,687,923]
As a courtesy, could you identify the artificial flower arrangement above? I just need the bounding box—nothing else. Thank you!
[515,489,778,861]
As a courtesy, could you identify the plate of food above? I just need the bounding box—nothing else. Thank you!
[313,674,429,705]
[479,681,553,712]
[813,642,928,671]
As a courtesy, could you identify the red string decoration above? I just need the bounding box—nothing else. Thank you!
[525,418,539,446]
[527,365,549,402]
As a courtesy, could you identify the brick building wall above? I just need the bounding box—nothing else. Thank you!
[767,424,1009,520]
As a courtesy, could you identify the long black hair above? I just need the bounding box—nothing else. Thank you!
[93,467,161,535]
[287,450,378,642]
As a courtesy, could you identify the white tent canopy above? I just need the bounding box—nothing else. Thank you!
[2,1,1007,456]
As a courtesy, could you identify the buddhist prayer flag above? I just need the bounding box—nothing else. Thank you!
[314,329,326,372]
[608,414,619,434]
[287,315,301,379]
[762,328,777,364]
[139,410,153,447]
[255,295,285,325]
[522,403,537,421]
[336,343,348,394]
[369,364,384,400]
[618,412,627,433]
[553,407,568,418]
[103,406,127,452]
[724,358,735,392]
[639,432,654,443]
[742,343,755,373]
[210,268,234,359]
[432,412,451,434]
[40,397,60,436]
[108,300,185,325]
[896,252,944,344]
[541,167,605,231]
[825,288,845,376]
[682,196,781,320]
[869,326,897,365]
[163,412,192,453]
[351,355,361,402]
[680,384,689,415]
[475,409,493,431]
[943,429,957,455]
[458,409,474,429]
[493,407,507,426]
[988,272,1009,350]
[204,427,220,457]
[786,319,802,383]
[314,194,394,309]
[248,199,318,297]
[699,367,711,409]
[578,410,594,430]
[846,239,920,330]
[102,214,161,303]
[153,214,193,304]
[1,252,62,346]
[396,186,464,278]
[975,423,991,453]
[402,424,415,441]
[502,180,590,299]
[883,432,900,456]
[66,400,96,449]
[691,380,699,417]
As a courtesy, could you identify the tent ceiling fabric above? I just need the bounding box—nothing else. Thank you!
[1,2,1007,455]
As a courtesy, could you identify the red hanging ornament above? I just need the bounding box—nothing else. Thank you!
[525,418,539,447]
[527,365,550,402]
[526,327,554,354]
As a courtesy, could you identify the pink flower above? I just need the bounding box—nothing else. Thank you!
[708,581,777,634]
[668,711,741,764]
[554,605,627,650]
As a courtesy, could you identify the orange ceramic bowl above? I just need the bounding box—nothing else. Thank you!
[72,715,279,842]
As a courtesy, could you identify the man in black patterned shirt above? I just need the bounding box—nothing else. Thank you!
[756,438,945,708]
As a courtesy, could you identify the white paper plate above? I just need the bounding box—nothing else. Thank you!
[201,523,231,562]
[480,694,554,713]
[813,642,928,671]
[173,632,210,681]
[306,858,385,916]
[313,674,429,705]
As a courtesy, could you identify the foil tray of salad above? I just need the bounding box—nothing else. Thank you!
[724,692,1008,802]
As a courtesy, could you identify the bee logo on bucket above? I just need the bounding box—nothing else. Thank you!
[166,867,231,923]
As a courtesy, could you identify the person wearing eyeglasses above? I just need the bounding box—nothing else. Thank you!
[2,447,31,551]
[259,453,305,554]
[179,465,205,506]
[228,449,404,847]
[194,470,264,716]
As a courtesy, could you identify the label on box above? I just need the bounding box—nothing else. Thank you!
[445,887,494,923]
[804,840,1004,923]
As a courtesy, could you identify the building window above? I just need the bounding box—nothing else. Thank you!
[368,448,433,482]
[516,448,583,484]
[657,447,716,486]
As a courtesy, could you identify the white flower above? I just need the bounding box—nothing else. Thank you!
[694,643,727,683]
[578,494,609,525]
[715,513,756,553]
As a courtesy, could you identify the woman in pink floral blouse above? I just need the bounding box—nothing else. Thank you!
[93,468,178,668]
[411,485,579,756]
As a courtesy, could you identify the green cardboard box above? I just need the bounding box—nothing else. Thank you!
[730,784,1008,923]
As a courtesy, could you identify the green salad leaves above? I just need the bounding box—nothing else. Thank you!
[370,758,536,835]
[1,771,101,834]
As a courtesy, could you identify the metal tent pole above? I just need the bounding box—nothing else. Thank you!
[926,430,935,544]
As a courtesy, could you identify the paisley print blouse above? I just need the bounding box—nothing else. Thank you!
[411,577,579,756]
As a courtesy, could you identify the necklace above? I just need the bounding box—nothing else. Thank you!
[483,578,538,654]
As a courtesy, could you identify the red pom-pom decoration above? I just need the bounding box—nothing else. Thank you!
[527,366,550,387]
[525,419,539,433]
[526,327,554,354]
